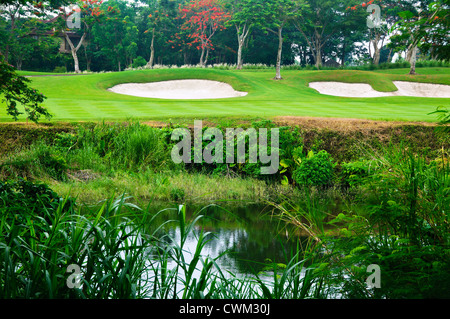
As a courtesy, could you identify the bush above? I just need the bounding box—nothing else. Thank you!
[36,147,68,181]
[340,160,371,187]
[132,56,147,68]
[53,66,67,73]
[293,150,334,187]
[0,179,63,222]
[54,131,77,149]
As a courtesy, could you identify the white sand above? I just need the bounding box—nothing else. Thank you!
[309,81,450,98]
[108,79,248,99]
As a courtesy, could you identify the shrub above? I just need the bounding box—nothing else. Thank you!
[36,147,68,181]
[0,179,64,223]
[0,142,68,181]
[53,66,67,73]
[132,56,147,68]
[293,150,334,186]
[54,132,78,149]
[340,160,371,187]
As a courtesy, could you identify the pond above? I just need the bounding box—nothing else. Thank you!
[140,201,305,277]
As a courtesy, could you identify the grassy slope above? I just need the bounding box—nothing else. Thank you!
[2,67,449,122]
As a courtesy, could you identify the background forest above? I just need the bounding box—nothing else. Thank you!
[1,0,448,73]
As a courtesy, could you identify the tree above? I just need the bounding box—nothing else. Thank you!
[294,0,347,69]
[0,53,51,122]
[141,0,175,68]
[1,0,24,62]
[225,0,261,69]
[346,0,427,65]
[336,0,368,66]
[259,0,306,79]
[0,0,66,122]
[390,0,448,74]
[177,0,231,67]
[421,1,449,61]
[54,0,104,73]
[92,1,138,71]
[347,0,391,65]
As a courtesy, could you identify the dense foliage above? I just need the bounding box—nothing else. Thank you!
[1,0,448,73]
[1,121,448,299]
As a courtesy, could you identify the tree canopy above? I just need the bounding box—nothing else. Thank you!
[1,0,448,74]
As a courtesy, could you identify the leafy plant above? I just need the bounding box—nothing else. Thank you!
[36,147,68,181]
[293,150,335,187]
[340,160,371,188]
[0,187,154,299]
[132,56,147,68]
[0,53,51,123]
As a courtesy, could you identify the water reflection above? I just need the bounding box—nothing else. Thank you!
[149,202,303,276]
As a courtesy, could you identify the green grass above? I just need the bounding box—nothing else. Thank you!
[2,67,449,122]
[47,170,293,205]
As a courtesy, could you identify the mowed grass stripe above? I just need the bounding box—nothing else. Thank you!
[2,68,448,122]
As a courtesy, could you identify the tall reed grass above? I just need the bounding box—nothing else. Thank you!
[0,181,324,299]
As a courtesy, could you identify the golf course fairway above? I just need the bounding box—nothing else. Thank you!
[3,67,449,122]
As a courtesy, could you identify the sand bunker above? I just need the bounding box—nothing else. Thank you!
[309,81,450,98]
[108,79,248,99]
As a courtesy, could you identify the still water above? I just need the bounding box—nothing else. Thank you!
[144,202,303,277]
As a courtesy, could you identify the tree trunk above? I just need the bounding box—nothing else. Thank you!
[405,43,414,62]
[236,24,250,70]
[147,28,155,69]
[64,32,86,73]
[274,27,283,80]
[409,45,417,75]
[372,38,380,65]
[341,40,346,67]
[71,48,80,73]
[199,46,205,67]
[387,48,393,63]
[118,60,121,72]
[237,40,243,70]
[204,47,209,66]
[371,33,383,65]
[314,30,322,69]
[315,46,322,69]
[5,8,19,63]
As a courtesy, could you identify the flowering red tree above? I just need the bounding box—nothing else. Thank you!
[176,0,231,67]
